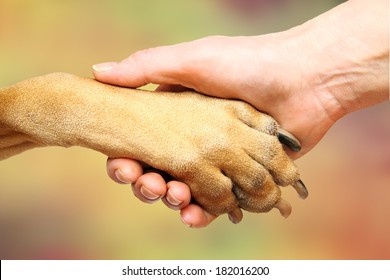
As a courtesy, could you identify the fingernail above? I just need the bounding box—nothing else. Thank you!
[140,186,160,201]
[115,169,131,184]
[92,62,116,72]
[180,215,192,228]
[166,191,182,206]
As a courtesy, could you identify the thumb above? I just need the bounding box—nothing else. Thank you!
[92,44,190,88]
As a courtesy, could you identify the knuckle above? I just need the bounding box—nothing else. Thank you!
[127,47,155,62]
[260,114,279,135]
[224,100,279,136]
[236,182,281,213]
[191,173,238,215]
[270,156,300,186]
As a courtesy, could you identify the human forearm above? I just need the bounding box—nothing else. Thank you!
[299,0,389,120]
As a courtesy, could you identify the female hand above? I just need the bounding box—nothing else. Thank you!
[96,0,389,227]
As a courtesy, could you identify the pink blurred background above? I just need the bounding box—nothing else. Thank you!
[0,0,389,259]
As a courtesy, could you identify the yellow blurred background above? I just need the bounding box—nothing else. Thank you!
[0,0,389,259]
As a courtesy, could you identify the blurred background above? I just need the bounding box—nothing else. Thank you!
[0,0,389,260]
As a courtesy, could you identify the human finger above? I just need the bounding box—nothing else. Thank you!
[92,43,196,89]
[180,204,218,228]
[161,180,191,210]
[132,172,168,204]
[106,157,143,184]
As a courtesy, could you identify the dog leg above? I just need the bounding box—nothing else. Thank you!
[0,73,307,216]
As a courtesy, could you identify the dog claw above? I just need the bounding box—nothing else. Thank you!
[277,128,301,152]
[292,179,308,199]
[274,198,292,218]
[228,207,243,224]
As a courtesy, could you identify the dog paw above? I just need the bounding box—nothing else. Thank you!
[155,96,308,220]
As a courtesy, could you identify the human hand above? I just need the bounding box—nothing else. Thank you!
[93,35,332,158]
[106,158,220,227]
[98,0,388,227]
[96,33,322,227]
[96,33,323,227]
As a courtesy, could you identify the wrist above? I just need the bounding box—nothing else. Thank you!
[297,0,389,121]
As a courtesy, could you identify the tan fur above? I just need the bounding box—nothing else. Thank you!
[0,73,300,215]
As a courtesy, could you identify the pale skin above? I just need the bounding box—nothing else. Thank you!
[93,0,389,227]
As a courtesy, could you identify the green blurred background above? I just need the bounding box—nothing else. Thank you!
[0,0,389,259]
